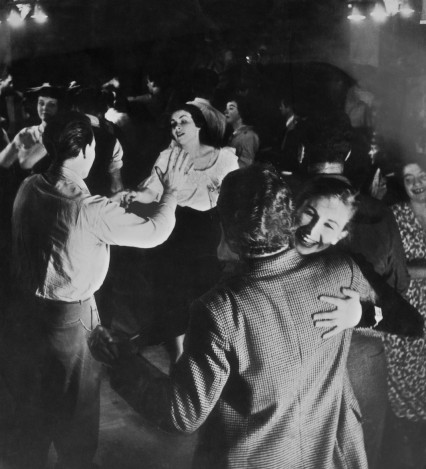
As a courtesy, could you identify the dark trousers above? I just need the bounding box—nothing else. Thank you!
[347,331,388,469]
[5,296,101,469]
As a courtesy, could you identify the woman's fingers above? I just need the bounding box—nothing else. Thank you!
[312,311,339,323]
[321,327,341,339]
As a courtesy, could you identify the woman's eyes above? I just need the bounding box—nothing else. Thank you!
[171,120,190,127]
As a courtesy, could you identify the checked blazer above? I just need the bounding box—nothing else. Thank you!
[168,248,376,469]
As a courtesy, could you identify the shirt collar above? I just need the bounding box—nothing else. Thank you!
[86,114,100,127]
[286,115,296,128]
[232,124,252,136]
[47,165,90,194]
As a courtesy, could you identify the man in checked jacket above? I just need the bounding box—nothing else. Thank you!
[164,164,377,468]
[91,163,396,468]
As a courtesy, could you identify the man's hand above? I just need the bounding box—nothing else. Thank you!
[155,146,192,194]
[88,325,119,365]
[109,189,130,206]
[313,288,362,339]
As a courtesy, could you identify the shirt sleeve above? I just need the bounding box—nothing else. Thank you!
[108,139,124,172]
[237,132,260,168]
[88,191,177,248]
[136,150,169,201]
[167,299,231,434]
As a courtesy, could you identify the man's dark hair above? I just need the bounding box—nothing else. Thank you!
[218,164,294,257]
[43,111,94,164]
[228,95,256,126]
[73,87,107,117]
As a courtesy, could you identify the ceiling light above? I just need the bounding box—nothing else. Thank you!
[400,0,415,17]
[7,7,25,27]
[31,3,48,23]
[348,5,366,21]
[371,1,388,22]
[383,0,399,15]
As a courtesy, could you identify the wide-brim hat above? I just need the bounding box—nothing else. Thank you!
[26,83,65,101]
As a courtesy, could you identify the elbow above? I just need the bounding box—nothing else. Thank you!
[145,217,176,248]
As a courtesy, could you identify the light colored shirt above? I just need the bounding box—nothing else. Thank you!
[139,145,238,212]
[12,166,176,301]
[228,125,259,168]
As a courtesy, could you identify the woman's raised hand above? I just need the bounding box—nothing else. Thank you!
[155,146,192,194]
[313,288,362,339]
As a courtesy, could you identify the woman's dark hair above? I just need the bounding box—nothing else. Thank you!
[394,154,426,200]
[396,154,426,179]
[295,176,358,226]
[170,103,212,146]
[43,111,94,163]
[218,164,294,257]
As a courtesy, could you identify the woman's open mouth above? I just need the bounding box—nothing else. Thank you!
[296,228,319,248]
[299,233,318,247]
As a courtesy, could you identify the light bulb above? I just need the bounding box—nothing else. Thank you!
[7,9,24,27]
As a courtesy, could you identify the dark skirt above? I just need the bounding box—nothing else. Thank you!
[100,204,222,344]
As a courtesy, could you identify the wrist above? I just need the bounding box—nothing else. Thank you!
[164,187,178,197]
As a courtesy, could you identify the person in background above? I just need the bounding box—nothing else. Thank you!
[224,95,259,167]
[381,155,426,469]
[72,87,124,196]
[7,110,187,469]
[0,83,64,172]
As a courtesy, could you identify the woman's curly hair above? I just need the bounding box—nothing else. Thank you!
[217,164,294,257]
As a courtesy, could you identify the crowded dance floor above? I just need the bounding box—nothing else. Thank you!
[0,0,425,468]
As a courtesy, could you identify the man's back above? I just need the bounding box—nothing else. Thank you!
[170,249,373,469]
[13,166,176,301]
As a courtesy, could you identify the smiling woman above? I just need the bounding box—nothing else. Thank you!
[294,176,358,256]
[383,156,426,421]
[127,104,238,211]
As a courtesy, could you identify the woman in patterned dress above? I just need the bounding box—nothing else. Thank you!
[381,156,426,467]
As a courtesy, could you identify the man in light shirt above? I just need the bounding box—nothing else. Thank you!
[10,111,188,469]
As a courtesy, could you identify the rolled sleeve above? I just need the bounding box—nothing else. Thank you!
[108,139,124,172]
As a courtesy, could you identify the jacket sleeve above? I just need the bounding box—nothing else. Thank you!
[350,253,423,337]
[108,298,231,435]
[167,299,231,434]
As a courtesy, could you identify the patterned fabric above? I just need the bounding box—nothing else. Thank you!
[169,249,375,469]
[383,203,426,421]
